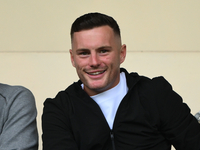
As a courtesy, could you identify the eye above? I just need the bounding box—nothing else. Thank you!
[77,50,90,58]
[79,51,89,55]
[100,49,108,53]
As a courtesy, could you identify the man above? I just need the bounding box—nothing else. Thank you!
[42,12,200,150]
[0,83,38,149]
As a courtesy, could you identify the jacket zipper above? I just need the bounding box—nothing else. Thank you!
[110,131,116,150]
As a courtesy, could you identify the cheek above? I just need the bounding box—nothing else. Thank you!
[73,58,87,69]
[107,55,121,65]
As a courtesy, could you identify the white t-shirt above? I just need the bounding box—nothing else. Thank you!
[90,72,128,129]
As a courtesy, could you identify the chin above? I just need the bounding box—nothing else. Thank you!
[88,84,106,91]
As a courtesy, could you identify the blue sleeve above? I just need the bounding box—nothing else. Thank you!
[0,86,38,150]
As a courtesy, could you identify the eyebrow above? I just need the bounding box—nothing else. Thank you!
[76,46,112,52]
[76,48,89,52]
[97,46,112,50]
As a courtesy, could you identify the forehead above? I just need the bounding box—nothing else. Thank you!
[73,25,114,35]
[72,26,116,49]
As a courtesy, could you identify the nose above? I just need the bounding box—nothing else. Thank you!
[89,52,100,67]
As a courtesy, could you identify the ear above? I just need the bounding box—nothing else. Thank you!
[69,49,75,67]
[120,44,126,64]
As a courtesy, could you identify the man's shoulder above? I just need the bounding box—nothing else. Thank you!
[122,68,169,90]
[0,83,31,93]
[137,76,172,92]
[44,81,82,105]
[0,83,34,103]
[123,68,173,99]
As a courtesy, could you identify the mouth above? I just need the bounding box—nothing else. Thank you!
[86,70,106,75]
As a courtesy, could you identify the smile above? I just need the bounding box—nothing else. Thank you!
[87,70,105,75]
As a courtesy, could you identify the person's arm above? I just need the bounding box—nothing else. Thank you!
[42,92,79,150]
[0,86,38,150]
[154,77,200,150]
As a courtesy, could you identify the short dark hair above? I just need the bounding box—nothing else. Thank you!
[70,12,121,39]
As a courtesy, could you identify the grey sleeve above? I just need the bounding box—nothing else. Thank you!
[0,86,38,150]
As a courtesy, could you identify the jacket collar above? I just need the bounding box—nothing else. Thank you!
[120,68,141,90]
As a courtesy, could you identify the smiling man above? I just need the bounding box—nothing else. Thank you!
[70,25,126,96]
[42,12,200,150]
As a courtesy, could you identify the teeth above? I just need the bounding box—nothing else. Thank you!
[88,71,104,75]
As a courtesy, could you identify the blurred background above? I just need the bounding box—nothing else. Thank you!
[0,1,200,149]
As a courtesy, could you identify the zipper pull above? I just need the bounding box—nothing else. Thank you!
[110,131,116,150]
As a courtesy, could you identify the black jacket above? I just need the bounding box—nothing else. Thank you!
[42,68,200,150]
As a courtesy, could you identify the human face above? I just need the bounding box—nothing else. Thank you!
[70,25,126,96]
